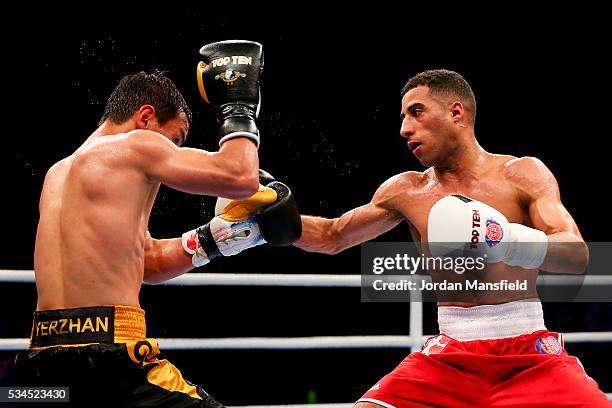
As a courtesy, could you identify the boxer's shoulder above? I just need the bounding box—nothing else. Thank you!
[123,129,187,162]
[63,132,165,181]
[40,157,71,200]
[45,156,71,178]
[80,129,170,151]
[125,129,169,142]
[378,171,426,194]
[503,155,547,174]
[76,130,174,166]
[73,132,130,157]
[502,156,558,200]
[502,156,556,184]
[373,171,426,208]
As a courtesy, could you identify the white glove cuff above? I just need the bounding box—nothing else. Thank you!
[181,228,211,267]
[210,216,265,257]
[218,131,260,148]
[507,223,548,269]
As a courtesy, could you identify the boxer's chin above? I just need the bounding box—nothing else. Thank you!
[420,147,449,168]
[415,152,435,167]
[419,158,435,167]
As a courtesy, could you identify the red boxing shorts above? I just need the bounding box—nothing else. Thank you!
[358,299,610,408]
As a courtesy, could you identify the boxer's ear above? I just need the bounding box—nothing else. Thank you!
[136,105,156,129]
[449,101,465,125]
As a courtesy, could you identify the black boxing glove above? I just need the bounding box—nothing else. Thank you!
[256,170,300,246]
[258,169,275,186]
[258,181,302,246]
[204,169,301,252]
[197,40,263,147]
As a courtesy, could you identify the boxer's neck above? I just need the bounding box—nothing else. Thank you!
[433,135,488,182]
[93,119,140,138]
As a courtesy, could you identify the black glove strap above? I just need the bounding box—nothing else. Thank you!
[218,103,258,121]
[197,223,223,260]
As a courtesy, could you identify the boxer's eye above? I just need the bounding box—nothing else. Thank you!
[407,105,424,118]
[409,108,421,117]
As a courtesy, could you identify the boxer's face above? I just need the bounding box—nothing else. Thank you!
[400,86,459,167]
[149,111,190,147]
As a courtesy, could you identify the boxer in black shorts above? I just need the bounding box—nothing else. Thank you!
[17,306,223,407]
[15,40,301,407]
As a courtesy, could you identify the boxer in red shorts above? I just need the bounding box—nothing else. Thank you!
[294,70,610,407]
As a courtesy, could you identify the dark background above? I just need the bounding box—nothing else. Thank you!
[1,8,611,406]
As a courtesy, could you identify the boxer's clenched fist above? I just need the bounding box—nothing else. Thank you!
[197,40,263,147]
[427,195,548,271]
[182,171,301,267]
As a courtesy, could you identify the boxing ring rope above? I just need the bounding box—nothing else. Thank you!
[3,269,612,286]
[2,270,611,403]
[4,332,612,352]
[0,270,361,286]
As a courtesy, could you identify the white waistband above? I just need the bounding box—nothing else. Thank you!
[437,299,547,341]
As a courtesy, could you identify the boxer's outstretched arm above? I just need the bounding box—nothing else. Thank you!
[132,130,259,199]
[295,177,404,254]
[504,157,589,273]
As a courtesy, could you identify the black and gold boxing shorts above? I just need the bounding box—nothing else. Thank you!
[14,305,223,408]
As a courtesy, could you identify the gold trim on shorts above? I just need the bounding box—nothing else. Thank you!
[26,306,203,401]
[29,305,146,349]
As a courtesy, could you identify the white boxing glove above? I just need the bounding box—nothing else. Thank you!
[427,195,548,270]
[181,185,276,267]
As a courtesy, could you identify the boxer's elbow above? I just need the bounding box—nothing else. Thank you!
[545,234,590,274]
[212,147,259,199]
[220,164,259,199]
[143,272,166,285]
[582,241,590,269]
[143,266,163,284]
[569,239,589,274]
[228,173,260,199]
[325,245,344,255]
[143,241,164,284]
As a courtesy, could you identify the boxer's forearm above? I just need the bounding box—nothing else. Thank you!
[539,232,589,274]
[143,238,194,284]
[295,204,401,254]
[294,215,342,254]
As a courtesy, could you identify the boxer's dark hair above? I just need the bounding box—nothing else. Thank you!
[402,69,476,124]
[99,70,192,126]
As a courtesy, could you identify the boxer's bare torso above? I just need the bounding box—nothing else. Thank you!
[374,153,539,305]
[35,133,161,310]
[35,111,259,311]
[297,150,584,306]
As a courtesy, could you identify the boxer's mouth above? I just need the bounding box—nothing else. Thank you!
[408,141,422,152]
